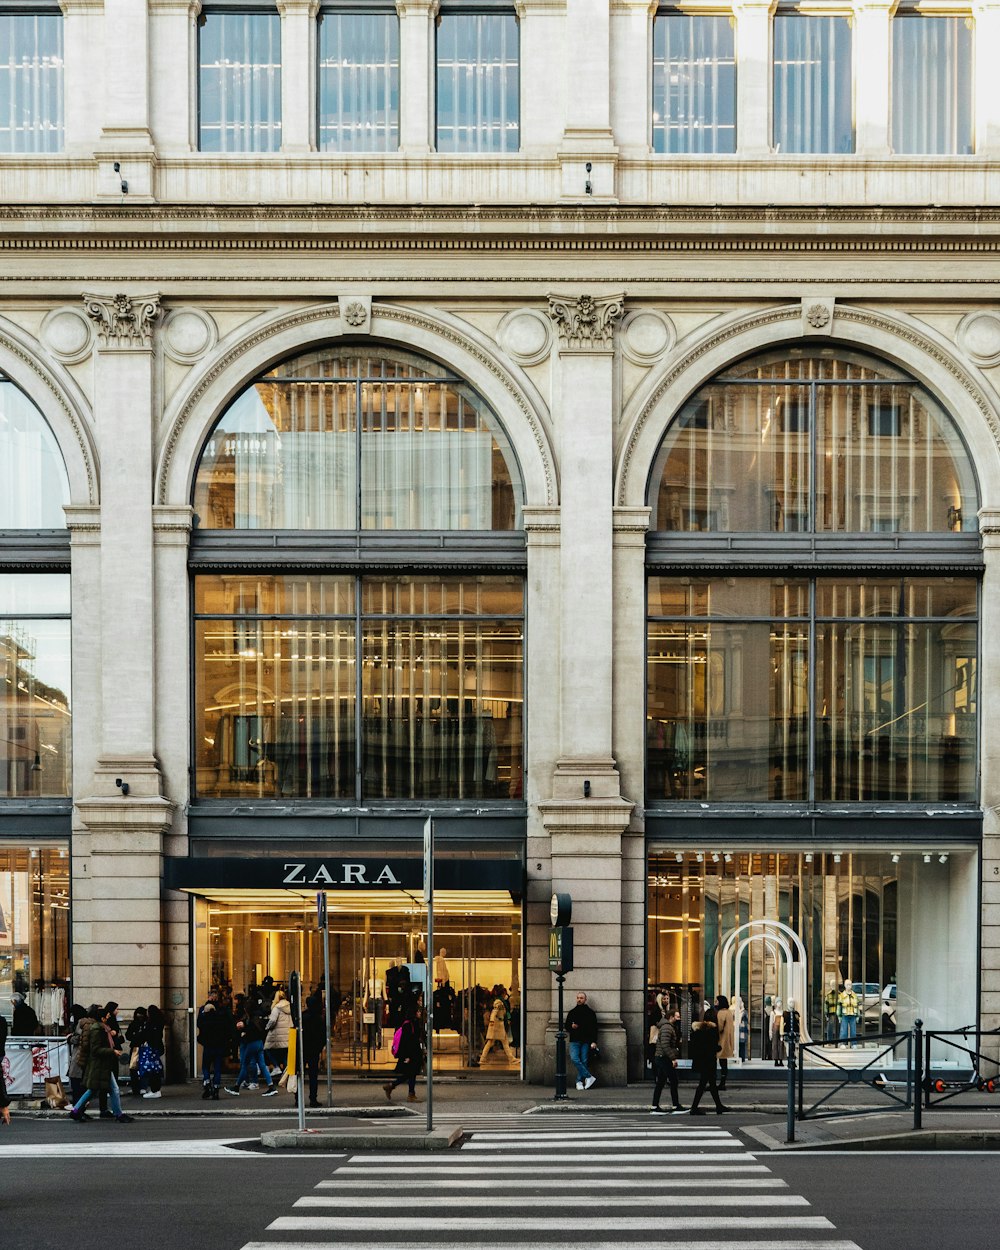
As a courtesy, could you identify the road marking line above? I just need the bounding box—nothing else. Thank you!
[317,1177,788,1190]
[465,1130,733,1140]
[332,1163,771,1175]
[461,1136,732,1148]
[350,1152,754,1163]
[268,1216,837,1232]
[244,1243,863,1250]
[294,1194,808,1210]
[0,1140,290,1158]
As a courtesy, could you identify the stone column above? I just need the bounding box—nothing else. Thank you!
[397,0,437,153]
[59,1,105,154]
[733,0,774,156]
[979,509,1000,1034]
[610,0,656,160]
[149,0,201,153]
[559,0,618,197]
[534,293,633,1086]
[278,0,319,152]
[854,1,892,156]
[72,292,174,1010]
[94,0,156,198]
[974,2,1000,156]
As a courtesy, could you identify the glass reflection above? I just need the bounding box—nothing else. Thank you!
[0,843,71,1031]
[652,14,735,154]
[650,351,978,534]
[0,382,69,528]
[892,15,972,155]
[436,12,519,153]
[0,617,71,799]
[0,14,63,153]
[318,10,399,151]
[199,11,282,153]
[193,348,519,530]
[647,577,978,803]
[773,14,853,154]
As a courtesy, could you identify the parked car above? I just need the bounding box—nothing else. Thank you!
[863,983,896,1033]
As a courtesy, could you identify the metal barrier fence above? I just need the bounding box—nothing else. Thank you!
[793,1030,912,1133]
[916,1022,1000,1127]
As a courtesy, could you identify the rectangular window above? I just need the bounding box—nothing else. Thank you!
[652,12,735,154]
[0,10,63,153]
[199,9,282,152]
[436,9,519,152]
[318,8,399,151]
[0,843,71,1028]
[773,12,853,154]
[892,13,973,155]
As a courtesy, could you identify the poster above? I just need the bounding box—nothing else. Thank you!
[1,1038,70,1096]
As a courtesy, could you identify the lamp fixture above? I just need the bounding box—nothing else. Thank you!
[695,851,704,862]
[723,852,732,863]
[115,777,130,796]
[833,853,841,864]
[113,161,128,194]
[804,852,813,863]
[923,853,932,864]
[711,852,720,863]
[939,853,949,864]
[585,161,593,196]
[891,852,900,863]
[675,851,683,862]
[583,779,591,798]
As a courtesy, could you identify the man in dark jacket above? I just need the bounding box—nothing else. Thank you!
[565,991,599,1090]
[223,994,277,1097]
[197,989,235,1100]
[10,993,39,1036]
[651,1008,685,1114]
[688,1003,728,1116]
[301,991,327,1108]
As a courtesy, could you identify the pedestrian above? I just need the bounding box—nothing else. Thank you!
[196,988,234,1100]
[125,1006,148,1098]
[67,1002,134,1123]
[264,989,293,1078]
[565,991,599,1090]
[302,990,327,1108]
[650,1007,685,1114]
[0,1008,8,1126]
[137,1004,166,1098]
[223,994,277,1097]
[688,1002,728,1116]
[644,990,663,1070]
[478,995,516,1064]
[67,1004,100,1102]
[715,994,734,1090]
[10,992,39,1036]
[383,995,422,1103]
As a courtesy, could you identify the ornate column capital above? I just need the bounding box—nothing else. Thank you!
[83,292,161,350]
[546,292,625,351]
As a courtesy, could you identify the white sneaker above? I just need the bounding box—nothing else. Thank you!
[246,1083,259,1090]
[141,1090,161,1099]
[585,1075,597,1089]
[575,1081,584,1090]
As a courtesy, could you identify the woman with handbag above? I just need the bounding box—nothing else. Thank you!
[67,1002,134,1123]
[137,1004,166,1099]
[382,995,422,1103]
[264,989,293,1077]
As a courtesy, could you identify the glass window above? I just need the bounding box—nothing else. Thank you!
[0,11,63,153]
[0,842,70,1030]
[649,350,978,534]
[0,574,72,799]
[318,8,399,151]
[647,849,976,1056]
[194,573,524,801]
[192,347,521,530]
[0,380,69,528]
[652,12,735,154]
[773,12,853,154]
[647,576,978,804]
[199,9,282,153]
[892,14,973,155]
[436,10,519,153]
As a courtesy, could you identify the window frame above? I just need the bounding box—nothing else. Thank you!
[316,1,401,153]
[889,4,975,156]
[771,3,856,155]
[0,1,64,155]
[434,0,521,155]
[197,2,283,154]
[651,5,737,156]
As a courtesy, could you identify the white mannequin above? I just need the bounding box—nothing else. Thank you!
[434,947,450,983]
[734,995,746,1065]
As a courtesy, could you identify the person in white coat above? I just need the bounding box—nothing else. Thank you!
[264,990,293,1075]
[478,997,515,1064]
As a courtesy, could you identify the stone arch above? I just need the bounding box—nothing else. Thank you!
[616,302,1000,512]
[157,300,557,509]
[0,316,98,505]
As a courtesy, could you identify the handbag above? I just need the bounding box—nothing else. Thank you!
[648,1024,659,1046]
[137,1042,163,1078]
[44,1076,69,1109]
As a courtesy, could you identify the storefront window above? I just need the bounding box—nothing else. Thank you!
[0,378,69,527]
[194,573,523,801]
[0,574,71,799]
[647,848,976,1059]
[193,347,519,531]
[649,350,977,534]
[648,576,977,803]
[0,842,70,1034]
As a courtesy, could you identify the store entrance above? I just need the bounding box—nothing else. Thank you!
[192,887,522,1076]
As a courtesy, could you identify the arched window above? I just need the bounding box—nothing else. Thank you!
[0,377,71,798]
[193,346,520,531]
[649,348,977,534]
[645,347,980,806]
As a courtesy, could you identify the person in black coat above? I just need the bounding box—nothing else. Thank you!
[302,991,327,1108]
[565,992,599,1090]
[10,993,39,1036]
[197,989,235,1099]
[382,995,422,1103]
[688,1003,729,1116]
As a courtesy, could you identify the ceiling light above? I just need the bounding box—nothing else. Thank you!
[711,852,720,863]
[695,852,704,862]
[723,853,732,863]
[939,853,949,864]
[924,853,932,864]
[891,853,900,863]
[804,852,813,863]
[833,853,841,864]
[675,852,683,862]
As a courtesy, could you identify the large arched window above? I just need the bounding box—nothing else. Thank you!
[190,345,525,804]
[649,348,977,534]
[645,347,980,805]
[193,346,521,530]
[0,377,71,799]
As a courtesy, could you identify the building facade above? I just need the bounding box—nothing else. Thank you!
[1,0,999,1082]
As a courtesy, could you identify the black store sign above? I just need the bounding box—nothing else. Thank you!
[165,855,522,895]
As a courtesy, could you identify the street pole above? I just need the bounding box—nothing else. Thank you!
[785,1024,797,1143]
[423,815,434,1134]
[322,899,333,1108]
[290,970,305,1133]
[914,1018,923,1131]
[554,972,568,1100]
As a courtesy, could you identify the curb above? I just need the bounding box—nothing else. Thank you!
[260,1126,464,1150]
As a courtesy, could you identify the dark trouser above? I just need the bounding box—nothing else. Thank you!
[305,1049,322,1104]
[388,1059,417,1096]
[651,1056,680,1108]
[690,1066,724,1111]
[201,1046,225,1086]
[130,1067,162,1096]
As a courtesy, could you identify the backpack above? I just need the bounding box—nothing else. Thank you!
[391,1026,403,1057]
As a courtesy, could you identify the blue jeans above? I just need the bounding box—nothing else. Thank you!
[73,1074,123,1117]
[201,1046,226,1085]
[569,1041,593,1084]
[825,1015,839,1043]
[839,1015,857,1045]
[234,1039,272,1089]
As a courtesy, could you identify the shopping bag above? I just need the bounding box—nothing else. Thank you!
[44,1077,69,1109]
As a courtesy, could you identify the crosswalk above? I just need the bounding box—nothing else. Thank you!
[239,1120,865,1250]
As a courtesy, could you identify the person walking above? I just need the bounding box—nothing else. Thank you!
[565,991,599,1090]
[224,994,277,1097]
[67,1002,134,1123]
[196,989,234,1100]
[302,990,327,1108]
[688,1003,728,1116]
[264,989,293,1078]
[67,1004,99,1103]
[715,994,734,1091]
[478,996,516,1065]
[382,995,422,1103]
[650,1007,685,1114]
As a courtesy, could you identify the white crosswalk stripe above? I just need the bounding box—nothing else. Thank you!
[238,1125,864,1250]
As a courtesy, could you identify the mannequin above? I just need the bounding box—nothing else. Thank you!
[363,971,385,1049]
[770,997,785,1066]
[735,995,748,1063]
[782,998,801,1055]
[434,947,450,985]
